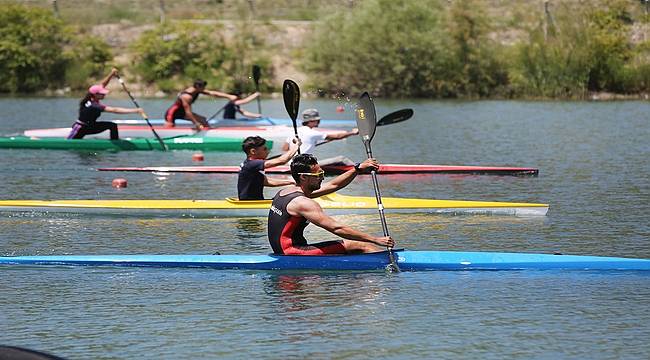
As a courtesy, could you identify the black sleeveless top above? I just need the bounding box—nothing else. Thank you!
[77,100,106,125]
[175,90,200,106]
[223,101,240,119]
[267,191,308,254]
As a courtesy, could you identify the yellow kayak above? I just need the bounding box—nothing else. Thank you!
[0,193,548,217]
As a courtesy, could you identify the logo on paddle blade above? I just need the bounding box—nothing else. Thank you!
[357,108,366,120]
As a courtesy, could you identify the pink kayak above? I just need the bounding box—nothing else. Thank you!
[23,125,342,142]
[98,164,539,176]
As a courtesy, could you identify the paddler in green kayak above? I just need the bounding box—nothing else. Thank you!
[267,153,394,255]
[68,68,145,140]
[237,136,301,200]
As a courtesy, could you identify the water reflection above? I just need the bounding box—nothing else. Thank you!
[262,273,386,314]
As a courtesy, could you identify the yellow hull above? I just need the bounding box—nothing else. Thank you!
[0,193,548,217]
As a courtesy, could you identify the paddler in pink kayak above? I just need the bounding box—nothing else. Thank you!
[237,136,301,200]
[267,153,394,255]
[68,68,145,140]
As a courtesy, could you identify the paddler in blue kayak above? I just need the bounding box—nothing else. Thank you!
[237,136,301,200]
[222,90,263,119]
[164,79,238,130]
[68,68,145,140]
[267,153,394,255]
[281,108,358,154]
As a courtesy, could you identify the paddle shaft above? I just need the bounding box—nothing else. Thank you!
[116,76,167,151]
[253,65,262,114]
[207,104,226,122]
[363,142,392,240]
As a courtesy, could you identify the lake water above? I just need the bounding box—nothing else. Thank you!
[1,97,649,359]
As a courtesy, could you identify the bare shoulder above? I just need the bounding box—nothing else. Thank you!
[286,195,320,216]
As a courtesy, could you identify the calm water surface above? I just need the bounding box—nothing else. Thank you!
[1,98,649,359]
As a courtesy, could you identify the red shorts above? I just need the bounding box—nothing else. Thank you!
[282,240,346,255]
[164,103,184,126]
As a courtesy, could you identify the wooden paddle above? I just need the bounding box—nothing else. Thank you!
[252,64,262,114]
[355,92,399,272]
[282,79,301,154]
[115,75,167,151]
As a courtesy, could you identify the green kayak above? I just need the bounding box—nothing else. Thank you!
[0,135,262,152]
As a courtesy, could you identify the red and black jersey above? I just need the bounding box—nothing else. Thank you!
[267,190,345,255]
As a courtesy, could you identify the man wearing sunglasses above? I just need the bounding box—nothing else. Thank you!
[268,153,394,255]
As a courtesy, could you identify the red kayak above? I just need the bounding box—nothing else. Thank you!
[98,164,539,176]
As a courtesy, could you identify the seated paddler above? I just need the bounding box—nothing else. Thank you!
[267,153,394,255]
[237,136,301,200]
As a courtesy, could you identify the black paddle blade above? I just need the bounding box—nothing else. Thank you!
[252,65,261,84]
[377,108,414,127]
[355,92,377,143]
[283,79,300,121]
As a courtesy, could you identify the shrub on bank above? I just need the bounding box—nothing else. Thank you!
[0,4,113,94]
[302,0,507,98]
[0,4,68,93]
[130,21,272,94]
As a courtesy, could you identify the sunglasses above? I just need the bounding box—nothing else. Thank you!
[298,170,325,178]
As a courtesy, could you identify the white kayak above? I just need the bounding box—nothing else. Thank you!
[23,124,344,142]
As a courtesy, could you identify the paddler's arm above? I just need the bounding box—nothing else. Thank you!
[204,90,238,101]
[179,94,208,129]
[289,197,394,247]
[308,158,378,198]
[264,138,301,168]
[263,176,294,187]
[234,92,260,105]
[238,108,262,118]
[104,106,145,115]
[100,68,119,88]
[325,128,359,141]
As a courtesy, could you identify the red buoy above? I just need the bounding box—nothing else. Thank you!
[192,153,204,162]
[112,178,127,188]
[336,105,345,113]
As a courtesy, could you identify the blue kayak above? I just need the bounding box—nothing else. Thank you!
[112,117,357,128]
[2,250,649,271]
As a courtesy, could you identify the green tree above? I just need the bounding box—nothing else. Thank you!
[65,34,113,91]
[303,0,447,97]
[0,4,68,93]
[443,0,509,97]
[512,0,639,97]
[585,0,633,92]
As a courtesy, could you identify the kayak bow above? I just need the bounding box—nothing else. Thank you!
[0,135,254,152]
[1,250,648,271]
[0,193,549,217]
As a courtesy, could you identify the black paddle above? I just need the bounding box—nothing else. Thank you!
[376,108,413,126]
[116,75,167,151]
[355,92,399,272]
[283,79,301,154]
[252,64,262,114]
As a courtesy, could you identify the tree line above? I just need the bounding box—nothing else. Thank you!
[1,0,648,98]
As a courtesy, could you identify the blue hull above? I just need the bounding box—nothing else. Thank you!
[113,117,357,128]
[2,251,649,271]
